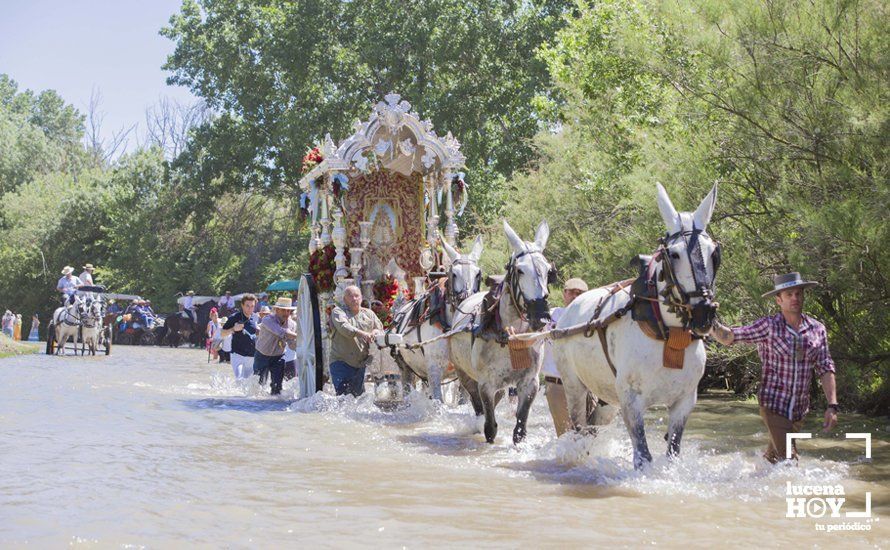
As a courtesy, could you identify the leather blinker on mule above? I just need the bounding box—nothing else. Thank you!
[547,265,558,286]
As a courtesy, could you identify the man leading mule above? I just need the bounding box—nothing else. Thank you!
[553,183,720,469]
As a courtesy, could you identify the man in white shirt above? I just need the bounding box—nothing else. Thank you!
[218,291,235,315]
[180,291,197,323]
[79,264,95,286]
[542,278,589,437]
[56,266,83,305]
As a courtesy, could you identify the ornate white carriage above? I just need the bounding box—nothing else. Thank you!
[295,93,468,398]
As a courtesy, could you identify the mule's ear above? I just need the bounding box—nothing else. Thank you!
[441,239,459,262]
[503,219,525,252]
[693,183,717,230]
[656,182,681,234]
[470,235,484,262]
[534,220,550,250]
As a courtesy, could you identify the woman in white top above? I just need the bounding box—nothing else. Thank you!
[206,308,221,360]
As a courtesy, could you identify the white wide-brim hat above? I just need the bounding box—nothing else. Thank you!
[273,297,296,310]
[762,272,820,298]
[61,266,74,275]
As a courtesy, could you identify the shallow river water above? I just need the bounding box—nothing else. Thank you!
[1,346,887,548]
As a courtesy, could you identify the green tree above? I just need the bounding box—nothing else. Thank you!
[0,74,88,195]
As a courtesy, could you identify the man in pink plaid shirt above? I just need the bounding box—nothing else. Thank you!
[711,272,838,463]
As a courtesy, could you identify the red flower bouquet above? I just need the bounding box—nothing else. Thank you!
[308,244,349,293]
[372,275,400,328]
[302,146,323,175]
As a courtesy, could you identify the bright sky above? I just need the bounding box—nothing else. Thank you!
[0,0,197,154]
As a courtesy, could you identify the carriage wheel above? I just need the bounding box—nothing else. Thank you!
[139,331,156,346]
[296,273,324,397]
[46,322,56,355]
[104,326,112,355]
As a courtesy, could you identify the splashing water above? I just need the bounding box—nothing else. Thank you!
[0,346,885,547]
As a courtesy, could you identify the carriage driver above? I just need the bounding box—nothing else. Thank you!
[709,272,838,463]
[56,266,83,305]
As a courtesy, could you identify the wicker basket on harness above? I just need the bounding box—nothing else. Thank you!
[507,336,536,371]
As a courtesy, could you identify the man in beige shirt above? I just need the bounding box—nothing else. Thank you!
[254,297,298,395]
[329,286,383,396]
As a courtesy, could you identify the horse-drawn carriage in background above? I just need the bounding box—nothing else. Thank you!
[294,93,474,400]
[46,286,113,356]
[108,293,160,346]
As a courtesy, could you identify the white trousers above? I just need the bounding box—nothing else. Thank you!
[231,353,255,380]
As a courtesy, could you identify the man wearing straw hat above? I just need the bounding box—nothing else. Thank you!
[79,264,95,286]
[541,278,590,436]
[56,266,83,305]
[329,285,383,397]
[710,272,838,463]
[253,297,299,395]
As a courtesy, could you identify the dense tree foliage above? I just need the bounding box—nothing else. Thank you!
[161,0,572,223]
[505,0,889,413]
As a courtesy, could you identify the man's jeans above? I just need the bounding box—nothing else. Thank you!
[329,361,366,397]
[253,352,285,395]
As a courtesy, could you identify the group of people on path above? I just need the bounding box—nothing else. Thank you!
[2,310,38,342]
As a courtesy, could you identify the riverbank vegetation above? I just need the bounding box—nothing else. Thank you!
[0,334,38,358]
[0,0,885,414]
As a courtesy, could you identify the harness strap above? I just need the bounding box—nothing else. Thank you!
[596,326,618,377]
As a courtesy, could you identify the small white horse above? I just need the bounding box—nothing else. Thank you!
[53,300,85,355]
[80,300,104,356]
[553,183,720,469]
[387,236,484,401]
[449,220,556,444]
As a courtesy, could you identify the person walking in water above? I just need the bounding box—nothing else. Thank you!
[206,308,222,361]
[329,285,383,397]
[220,294,258,379]
[710,272,838,463]
[253,297,298,395]
[541,278,592,436]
